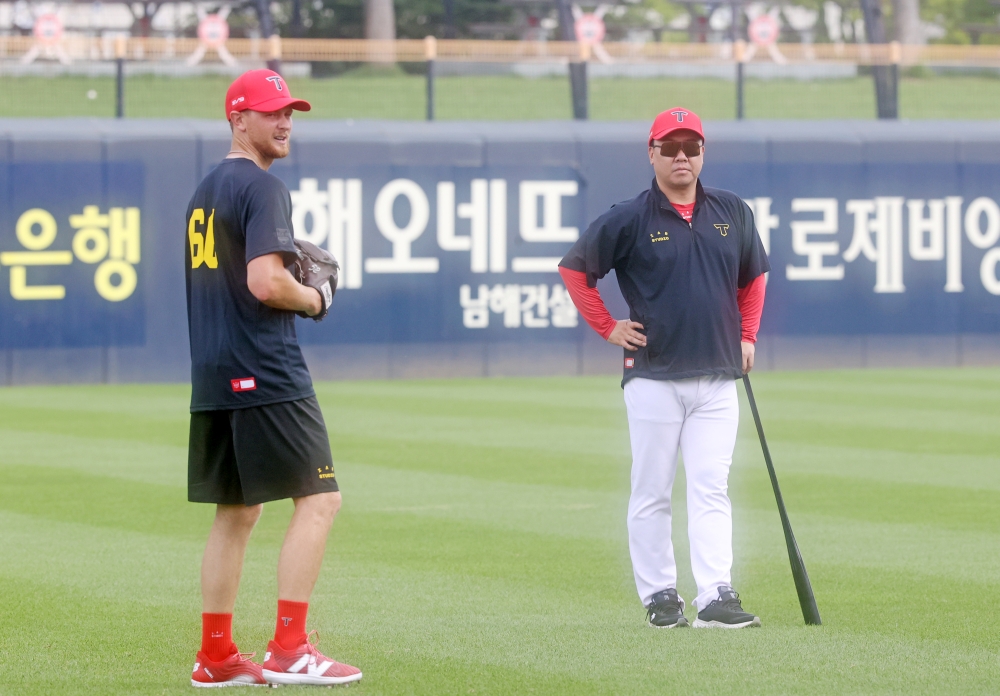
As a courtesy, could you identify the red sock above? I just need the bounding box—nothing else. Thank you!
[201,613,236,662]
[274,600,309,650]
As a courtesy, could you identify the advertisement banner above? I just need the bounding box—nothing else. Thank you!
[275,161,1000,342]
[1,121,999,384]
[277,166,586,345]
[0,162,145,349]
[723,162,1000,335]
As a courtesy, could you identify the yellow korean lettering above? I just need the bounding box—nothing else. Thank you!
[16,209,58,250]
[73,227,109,263]
[9,267,65,300]
[71,205,110,264]
[110,207,140,263]
[3,209,69,300]
[94,259,138,302]
[188,208,218,269]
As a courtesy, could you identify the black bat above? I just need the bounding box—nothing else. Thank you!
[742,374,822,626]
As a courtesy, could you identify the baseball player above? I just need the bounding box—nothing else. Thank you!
[558,108,768,629]
[185,69,362,686]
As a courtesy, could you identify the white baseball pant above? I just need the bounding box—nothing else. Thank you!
[624,375,740,612]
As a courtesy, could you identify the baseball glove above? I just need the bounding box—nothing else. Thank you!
[291,239,339,321]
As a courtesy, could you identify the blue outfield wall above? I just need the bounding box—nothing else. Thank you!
[1,118,999,385]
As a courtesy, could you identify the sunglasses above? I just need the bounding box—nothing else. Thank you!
[653,141,703,158]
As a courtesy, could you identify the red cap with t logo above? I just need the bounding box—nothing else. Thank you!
[224,69,311,120]
[648,107,704,145]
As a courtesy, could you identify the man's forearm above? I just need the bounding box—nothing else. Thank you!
[261,271,321,314]
[247,255,321,315]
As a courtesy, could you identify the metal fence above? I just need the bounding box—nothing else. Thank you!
[3,36,1000,120]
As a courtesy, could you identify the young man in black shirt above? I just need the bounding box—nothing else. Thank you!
[186,69,361,687]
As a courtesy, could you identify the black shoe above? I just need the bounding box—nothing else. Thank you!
[693,586,761,628]
[646,589,689,628]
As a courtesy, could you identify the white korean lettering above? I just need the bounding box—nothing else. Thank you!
[514,180,577,273]
[964,197,1000,249]
[786,198,844,281]
[489,180,507,272]
[459,284,490,328]
[844,197,905,293]
[458,283,577,329]
[518,181,579,242]
[489,284,522,327]
[437,180,488,272]
[981,248,1000,295]
[290,178,363,289]
[511,257,560,273]
[366,179,438,274]
[908,197,963,293]
[521,284,550,328]
[290,178,328,246]
[944,197,963,292]
[328,179,363,289]
[746,197,778,255]
[907,199,945,260]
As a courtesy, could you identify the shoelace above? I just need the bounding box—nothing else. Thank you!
[302,629,352,667]
[650,599,682,613]
[720,592,744,611]
[236,652,257,662]
[302,630,328,659]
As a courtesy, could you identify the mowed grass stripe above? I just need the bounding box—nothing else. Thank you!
[738,441,1000,492]
[6,539,996,695]
[1,370,998,695]
[734,468,1000,533]
[0,429,187,486]
[748,368,1000,407]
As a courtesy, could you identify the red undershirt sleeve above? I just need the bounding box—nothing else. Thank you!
[736,274,766,343]
[558,266,617,340]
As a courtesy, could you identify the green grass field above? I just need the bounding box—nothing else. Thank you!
[2,369,1000,694]
[3,73,1000,120]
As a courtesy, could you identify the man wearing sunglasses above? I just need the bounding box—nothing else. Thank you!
[558,108,769,629]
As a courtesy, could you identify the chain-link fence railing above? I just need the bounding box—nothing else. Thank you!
[3,36,1000,120]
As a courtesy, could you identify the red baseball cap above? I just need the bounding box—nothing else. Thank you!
[648,107,704,145]
[224,69,311,120]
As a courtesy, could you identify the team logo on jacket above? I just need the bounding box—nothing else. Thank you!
[714,224,729,237]
[650,231,670,243]
[625,357,635,368]
[231,377,257,392]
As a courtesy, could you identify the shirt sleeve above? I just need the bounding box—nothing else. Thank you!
[243,175,298,265]
[736,273,766,343]
[558,267,617,340]
[558,206,635,288]
[737,199,771,288]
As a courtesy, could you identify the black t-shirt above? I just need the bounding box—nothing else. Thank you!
[185,158,314,412]
[560,179,770,386]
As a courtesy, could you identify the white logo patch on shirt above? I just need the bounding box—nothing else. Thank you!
[231,377,257,392]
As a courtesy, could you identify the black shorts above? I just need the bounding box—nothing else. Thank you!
[188,395,339,506]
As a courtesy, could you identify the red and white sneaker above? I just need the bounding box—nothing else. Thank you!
[191,650,267,688]
[262,632,362,686]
